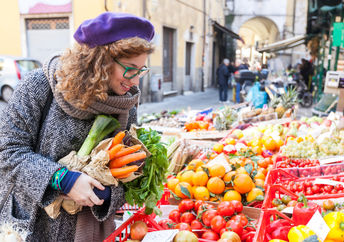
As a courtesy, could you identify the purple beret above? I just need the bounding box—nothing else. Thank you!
[74,12,155,48]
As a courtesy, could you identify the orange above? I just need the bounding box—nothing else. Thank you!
[192,171,209,186]
[209,153,218,160]
[258,167,267,176]
[213,143,224,154]
[180,170,195,185]
[263,137,277,151]
[255,179,265,188]
[276,139,284,149]
[233,174,254,194]
[258,158,269,169]
[208,164,226,178]
[167,178,179,192]
[254,171,266,181]
[246,188,264,202]
[187,159,204,171]
[207,177,225,194]
[175,182,193,199]
[223,171,236,182]
[252,146,262,155]
[223,190,242,202]
[296,137,304,143]
[236,167,249,175]
[193,186,210,201]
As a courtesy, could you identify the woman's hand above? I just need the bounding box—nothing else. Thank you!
[66,173,105,207]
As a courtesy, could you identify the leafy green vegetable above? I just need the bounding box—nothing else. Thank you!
[77,115,120,157]
[124,128,169,215]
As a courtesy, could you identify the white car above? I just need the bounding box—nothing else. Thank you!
[0,56,42,102]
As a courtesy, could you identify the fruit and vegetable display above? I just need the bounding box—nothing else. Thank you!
[99,109,344,242]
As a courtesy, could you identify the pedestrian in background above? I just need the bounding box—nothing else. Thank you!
[216,58,230,103]
[0,12,154,241]
[227,61,237,89]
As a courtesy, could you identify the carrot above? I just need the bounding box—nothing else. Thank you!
[112,144,142,159]
[116,172,133,179]
[108,144,124,160]
[109,152,146,169]
[109,131,125,150]
[111,165,139,177]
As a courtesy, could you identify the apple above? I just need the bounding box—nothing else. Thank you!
[322,119,332,127]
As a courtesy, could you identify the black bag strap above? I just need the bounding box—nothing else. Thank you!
[0,88,53,214]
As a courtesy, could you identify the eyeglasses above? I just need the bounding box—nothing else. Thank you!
[114,59,149,80]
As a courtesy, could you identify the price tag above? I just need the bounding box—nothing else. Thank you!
[142,229,179,242]
[319,156,344,165]
[281,206,294,214]
[306,211,330,242]
[313,178,344,186]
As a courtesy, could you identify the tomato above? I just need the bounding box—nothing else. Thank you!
[231,213,248,227]
[197,204,215,215]
[194,200,205,212]
[201,230,219,240]
[175,222,192,231]
[202,209,218,227]
[130,221,148,240]
[210,215,226,233]
[217,201,235,217]
[179,199,194,213]
[169,209,181,223]
[323,200,335,210]
[158,219,175,230]
[180,212,196,224]
[190,219,203,230]
[311,184,320,194]
[230,200,243,213]
[225,219,243,236]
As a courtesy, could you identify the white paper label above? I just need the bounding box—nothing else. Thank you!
[281,206,294,214]
[142,229,179,242]
[313,178,344,186]
[319,156,344,165]
[306,211,330,242]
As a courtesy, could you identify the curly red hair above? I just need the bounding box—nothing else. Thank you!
[56,37,154,109]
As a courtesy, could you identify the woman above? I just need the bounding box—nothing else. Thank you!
[0,12,154,241]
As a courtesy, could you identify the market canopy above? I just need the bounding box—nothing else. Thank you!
[257,35,307,53]
[212,21,244,43]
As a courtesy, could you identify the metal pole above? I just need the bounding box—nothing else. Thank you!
[201,0,206,92]
[328,16,334,70]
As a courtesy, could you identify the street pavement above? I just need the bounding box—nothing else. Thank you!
[0,87,313,118]
[138,87,313,118]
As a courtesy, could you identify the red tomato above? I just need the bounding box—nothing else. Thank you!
[201,230,219,241]
[169,209,181,223]
[180,212,196,224]
[217,201,235,217]
[194,200,205,212]
[158,219,175,230]
[202,209,218,227]
[231,213,248,227]
[178,199,194,213]
[197,204,215,215]
[230,200,243,213]
[190,220,203,230]
[175,222,192,231]
[210,215,226,233]
[225,220,243,236]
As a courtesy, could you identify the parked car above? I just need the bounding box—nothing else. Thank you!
[0,56,42,102]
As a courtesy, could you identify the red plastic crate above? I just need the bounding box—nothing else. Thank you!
[263,184,344,209]
[254,209,294,242]
[105,209,162,242]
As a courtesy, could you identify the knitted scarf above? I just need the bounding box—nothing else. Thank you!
[43,55,140,130]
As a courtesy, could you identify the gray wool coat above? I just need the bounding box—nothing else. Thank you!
[0,68,134,241]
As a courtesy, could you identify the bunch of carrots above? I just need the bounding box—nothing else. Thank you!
[107,131,147,179]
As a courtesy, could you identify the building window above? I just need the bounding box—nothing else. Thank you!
[26,17,69,30]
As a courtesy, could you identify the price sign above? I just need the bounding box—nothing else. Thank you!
[142,230,179,242]
[306,211,330,241]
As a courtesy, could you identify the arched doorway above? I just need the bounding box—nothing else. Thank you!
[237,17,279,69]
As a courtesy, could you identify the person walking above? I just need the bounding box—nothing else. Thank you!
[216,58,230,103]
[0,12,154,241]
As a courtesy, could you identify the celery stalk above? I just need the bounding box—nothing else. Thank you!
[77,115,120,157]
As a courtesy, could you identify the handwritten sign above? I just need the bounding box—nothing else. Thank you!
[306,211,330,241]
[319,156,344,165]
[142,229,179,242]
[313,178,344,186]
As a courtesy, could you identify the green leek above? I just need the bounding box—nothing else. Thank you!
[77,115,120,157]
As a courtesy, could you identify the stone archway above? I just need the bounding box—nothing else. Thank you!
[236,17,279,69]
